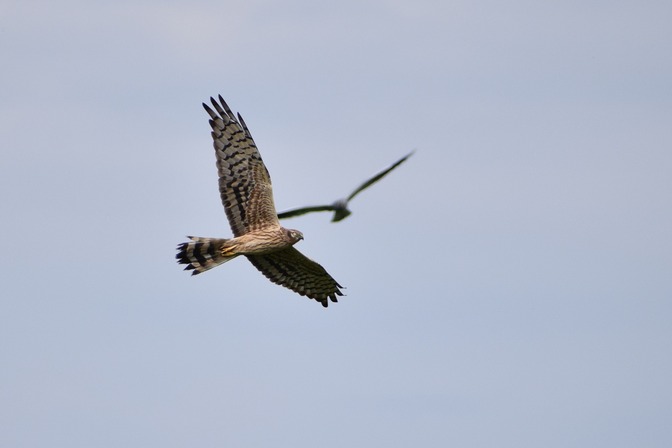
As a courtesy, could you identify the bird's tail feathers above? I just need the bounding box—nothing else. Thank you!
[176,236,238,275]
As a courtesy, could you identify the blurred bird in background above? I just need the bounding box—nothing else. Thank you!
[278,151,415,222]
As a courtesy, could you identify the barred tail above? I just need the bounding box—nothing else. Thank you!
[176,236,238,275]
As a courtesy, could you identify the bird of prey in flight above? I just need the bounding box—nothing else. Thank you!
[277,151,414,222]
[176,96,343,307]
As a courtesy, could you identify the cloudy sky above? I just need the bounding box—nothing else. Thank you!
[2,0,671,446]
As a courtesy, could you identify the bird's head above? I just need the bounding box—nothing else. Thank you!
[285,229,304,244]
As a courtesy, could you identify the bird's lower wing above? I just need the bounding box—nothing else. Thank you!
[246,247,343,307]
[277,205,336,219]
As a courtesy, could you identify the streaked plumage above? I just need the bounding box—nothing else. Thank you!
[277,151,414,222]
[176,96,343,307]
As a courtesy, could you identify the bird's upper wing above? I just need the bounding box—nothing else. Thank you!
[277,204,337,220]
[346,151,415,202]
[246,247,344,307]
[204,96,280,237]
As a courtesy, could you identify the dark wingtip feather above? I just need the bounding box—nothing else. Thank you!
[203,104,218,121]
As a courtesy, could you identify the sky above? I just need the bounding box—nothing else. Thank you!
[1,0,671,446]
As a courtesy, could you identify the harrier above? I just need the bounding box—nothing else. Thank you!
[277,151,414,222]
[177,96,343,307]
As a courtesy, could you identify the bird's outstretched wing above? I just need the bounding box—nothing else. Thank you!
[203,96,280,237]
[246,247,344,307]
[277,204,337,219]
[346,150,414,202]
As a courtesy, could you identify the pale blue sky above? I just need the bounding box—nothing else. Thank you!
[2,0,671,447]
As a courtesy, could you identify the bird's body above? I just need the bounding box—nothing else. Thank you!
[277,151,414,222]
[329,199,351,222]
[177,96,343,307]
[180,228,302,270]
